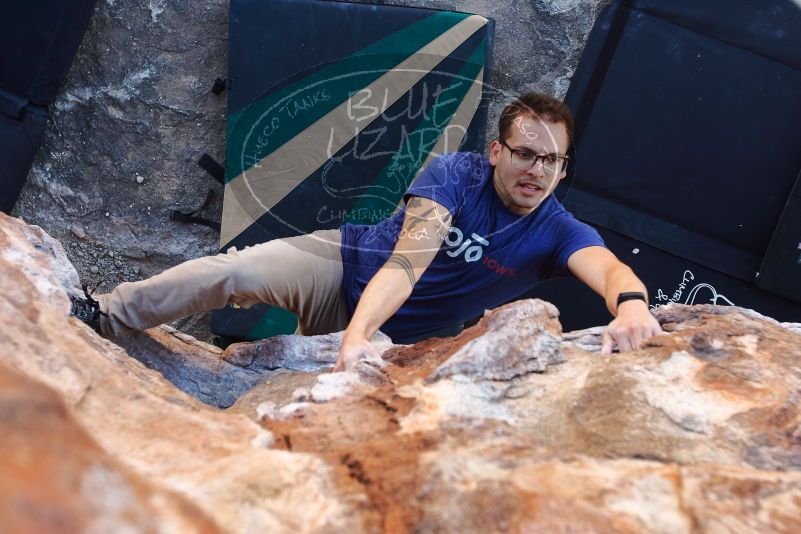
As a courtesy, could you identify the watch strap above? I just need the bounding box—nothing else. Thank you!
[616,291,646,307]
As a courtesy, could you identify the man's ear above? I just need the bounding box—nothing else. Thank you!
[488,140,501,166]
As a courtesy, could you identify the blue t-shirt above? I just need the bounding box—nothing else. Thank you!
[339,152,605,343]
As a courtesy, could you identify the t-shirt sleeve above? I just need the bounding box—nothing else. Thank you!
[546,212,607,278]
[403,153,476,216]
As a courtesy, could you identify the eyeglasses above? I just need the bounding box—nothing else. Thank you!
[501,140,569,174]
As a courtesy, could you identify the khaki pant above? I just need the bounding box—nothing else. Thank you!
[98,229,349,337]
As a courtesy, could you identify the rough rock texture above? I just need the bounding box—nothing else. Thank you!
[5,212,801,532]
[111,325,395,408]
[426,298,565,382]
[12,0,608,342]
[0,364,223,534]
[0,213,364,532]
[12,0,229,341]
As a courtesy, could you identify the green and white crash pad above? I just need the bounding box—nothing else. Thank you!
[211,0,495,342]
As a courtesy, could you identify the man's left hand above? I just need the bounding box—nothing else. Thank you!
[601,300,663,354]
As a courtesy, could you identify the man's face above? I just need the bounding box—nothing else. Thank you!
[488,115,569,216]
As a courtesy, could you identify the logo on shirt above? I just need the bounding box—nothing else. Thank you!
[481,256,518,277]
[445,226,517,276]
[445,227,488,262]
[444,227,517,277]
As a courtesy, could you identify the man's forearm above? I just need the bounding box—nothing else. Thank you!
[343,253,418,341]
[604,264,648,316]
[600,262,662,353]
[568,247,661,353]
[340,196,450,348]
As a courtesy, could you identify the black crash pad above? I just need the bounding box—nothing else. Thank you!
[0,0,97,213]
[525,0,801,329]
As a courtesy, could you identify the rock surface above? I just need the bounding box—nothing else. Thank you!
[0,363,223,534]
[11,0,608,342]
[0,213,363,532]
[3,211,801,533]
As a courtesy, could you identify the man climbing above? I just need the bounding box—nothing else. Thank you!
[70,92,662,370]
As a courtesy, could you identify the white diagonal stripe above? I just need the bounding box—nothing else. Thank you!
[221,15,488,247]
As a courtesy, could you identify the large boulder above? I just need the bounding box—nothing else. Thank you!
[2,211,801,533]
[0,213,364,532]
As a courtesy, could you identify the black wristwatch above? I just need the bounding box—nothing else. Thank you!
[616,291,647,308]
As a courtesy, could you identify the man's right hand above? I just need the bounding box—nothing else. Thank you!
[334,196,450,372]
[334,335,380,372]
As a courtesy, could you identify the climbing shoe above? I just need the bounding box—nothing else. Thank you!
[69,284,106,333]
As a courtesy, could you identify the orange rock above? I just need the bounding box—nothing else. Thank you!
[3,211,801,533]
[0,362,222,534]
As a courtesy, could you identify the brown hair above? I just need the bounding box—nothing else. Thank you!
[497,92,574,145]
